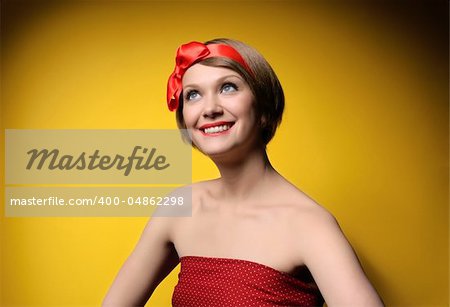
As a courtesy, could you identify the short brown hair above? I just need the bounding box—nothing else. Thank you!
[176,38,284,145]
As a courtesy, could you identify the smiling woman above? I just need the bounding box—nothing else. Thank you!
[181,64,258,158]
[103,39,385,307]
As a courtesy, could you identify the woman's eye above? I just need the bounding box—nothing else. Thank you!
[221,83,238,93]
[185,90,200,101]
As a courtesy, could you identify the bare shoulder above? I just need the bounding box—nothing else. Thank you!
[182,178,222,211]
[276,180,337,226]
[280,184,384,306]
[131,180,216,255]
[151,179,214,216]
[289,190,339,234]
[173,179,219,198]
[153,179,219,234]
[274,181,345,259]
[141,183,203,240]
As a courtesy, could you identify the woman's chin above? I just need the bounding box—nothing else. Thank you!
[197,146,232,157]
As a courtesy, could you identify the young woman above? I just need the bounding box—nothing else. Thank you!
[103,38,384,306]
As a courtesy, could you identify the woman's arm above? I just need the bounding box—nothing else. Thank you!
[102,216,179,306]
[299,209,384,307]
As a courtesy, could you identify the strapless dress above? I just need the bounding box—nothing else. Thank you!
[172,256,324,306]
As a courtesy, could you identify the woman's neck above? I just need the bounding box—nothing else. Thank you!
[212,146,277,201]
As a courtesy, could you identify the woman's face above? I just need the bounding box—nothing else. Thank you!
[181,63,260,158]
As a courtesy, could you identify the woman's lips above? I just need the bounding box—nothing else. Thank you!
[198,121,235,136]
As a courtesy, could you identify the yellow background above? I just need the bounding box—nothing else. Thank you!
[1,1,448,306]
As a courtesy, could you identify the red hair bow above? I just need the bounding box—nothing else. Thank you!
[166,41,251,111]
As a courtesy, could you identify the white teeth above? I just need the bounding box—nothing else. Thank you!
[203,125,231,134]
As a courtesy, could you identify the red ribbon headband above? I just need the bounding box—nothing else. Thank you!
[166,41,252,111]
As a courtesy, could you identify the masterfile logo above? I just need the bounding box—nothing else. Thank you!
[6,129,191,184]
[26,146,170,176]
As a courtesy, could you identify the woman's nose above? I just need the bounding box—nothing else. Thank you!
[202,94,223,118]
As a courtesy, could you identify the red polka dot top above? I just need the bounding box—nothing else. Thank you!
[172,256,324,307]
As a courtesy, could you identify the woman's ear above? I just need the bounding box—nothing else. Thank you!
[260,115,267,128]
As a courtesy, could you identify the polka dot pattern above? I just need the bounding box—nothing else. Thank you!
[172,256,324,307]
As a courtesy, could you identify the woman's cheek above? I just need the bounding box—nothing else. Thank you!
[183,106,200,128]
[182,110,194,129]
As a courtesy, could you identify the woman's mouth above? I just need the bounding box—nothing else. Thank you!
[199,122,235,135]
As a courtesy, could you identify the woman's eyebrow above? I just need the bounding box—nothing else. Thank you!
[183,74,244,89]
[217,74,244,82]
